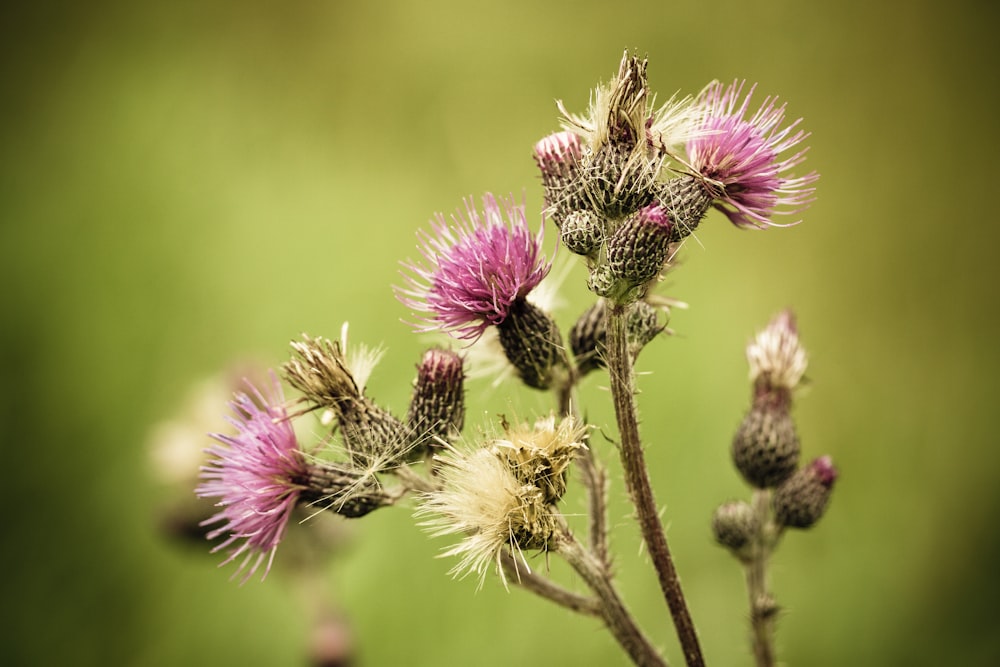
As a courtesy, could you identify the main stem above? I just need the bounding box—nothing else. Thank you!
[605,303,705,667]
[746,490,777,667]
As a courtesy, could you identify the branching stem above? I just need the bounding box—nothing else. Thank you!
[557,524,667,667]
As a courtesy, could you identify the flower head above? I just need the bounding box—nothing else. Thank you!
[747,309,808,392]
[417,415,584,588]
[197,374,306,583]
[686,80,818,229]
[397,194,551,341]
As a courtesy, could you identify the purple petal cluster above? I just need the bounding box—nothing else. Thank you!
[686,81,818,229]
[397,193,551,341]
[197,375,306,583]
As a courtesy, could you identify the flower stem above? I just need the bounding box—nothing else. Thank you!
[604,302,705,667]
[557,524,668,667]
[745,490,778,667]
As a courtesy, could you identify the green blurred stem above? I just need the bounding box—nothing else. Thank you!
[557,523,668,667]
[746,490,778,667]
[605,303,705,667]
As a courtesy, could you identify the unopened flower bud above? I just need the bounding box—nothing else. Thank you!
[587,263,617,298]
[712,500,758,557]
[583,142,656,218]
[732,400,800,488]
[654,175,715,244]
[406,348,465,457]
[495,298,564,390]
[533,131,585,225]
[773,456,838,529]
[606,204,674,287]
[570,299,662,376]
[560,209,605,256]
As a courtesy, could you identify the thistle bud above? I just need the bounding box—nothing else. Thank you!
[606,204,674,287]
[495,298,565,390]
[533,131,585,226]
[569,299,662,376]
[406,348,465,457]
[560,209,605,256]
[731,399,800,488]
[712,500,758,558]
[732,311,809,488]
[773,456,838,529]
[586,263,617,298]
[654,175,715,244]
[583,142,656,218]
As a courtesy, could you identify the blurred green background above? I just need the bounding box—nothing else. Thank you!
[3,1,997,665]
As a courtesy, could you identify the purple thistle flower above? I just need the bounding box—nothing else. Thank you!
[397,193,551,341]
[686,80,818,229]
[197,374,306,583]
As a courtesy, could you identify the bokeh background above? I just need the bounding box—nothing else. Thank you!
[3,1,998,665]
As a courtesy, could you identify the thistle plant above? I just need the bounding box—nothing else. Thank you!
[184,51,836,666]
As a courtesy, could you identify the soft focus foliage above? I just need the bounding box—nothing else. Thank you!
[2,1,998,665]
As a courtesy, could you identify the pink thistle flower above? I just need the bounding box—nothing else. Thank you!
[686,81,818,229]
[397,193,551,341]
[197,374,306,583]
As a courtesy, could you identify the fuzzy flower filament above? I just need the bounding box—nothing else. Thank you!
[397,193,551,342]
[418,416,586,588]
[685,80,818,230]
[197,376,307,583]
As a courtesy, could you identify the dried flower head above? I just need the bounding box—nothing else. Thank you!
[686,80,818,229]
[419,447,554,589]
[747,310,808,392]
[492,415,588,503]
[559,51,697,161]
[556,52,698,219]
[283,334,360,410]
[418,415,585,588]
[197,375,306,583]
[283,332,406,469]
[397,193,551,341]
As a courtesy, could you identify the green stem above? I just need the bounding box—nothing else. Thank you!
[605,302,705,667]
[746,490,777,667]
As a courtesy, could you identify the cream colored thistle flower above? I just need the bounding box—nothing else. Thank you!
[418,415,587,588]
